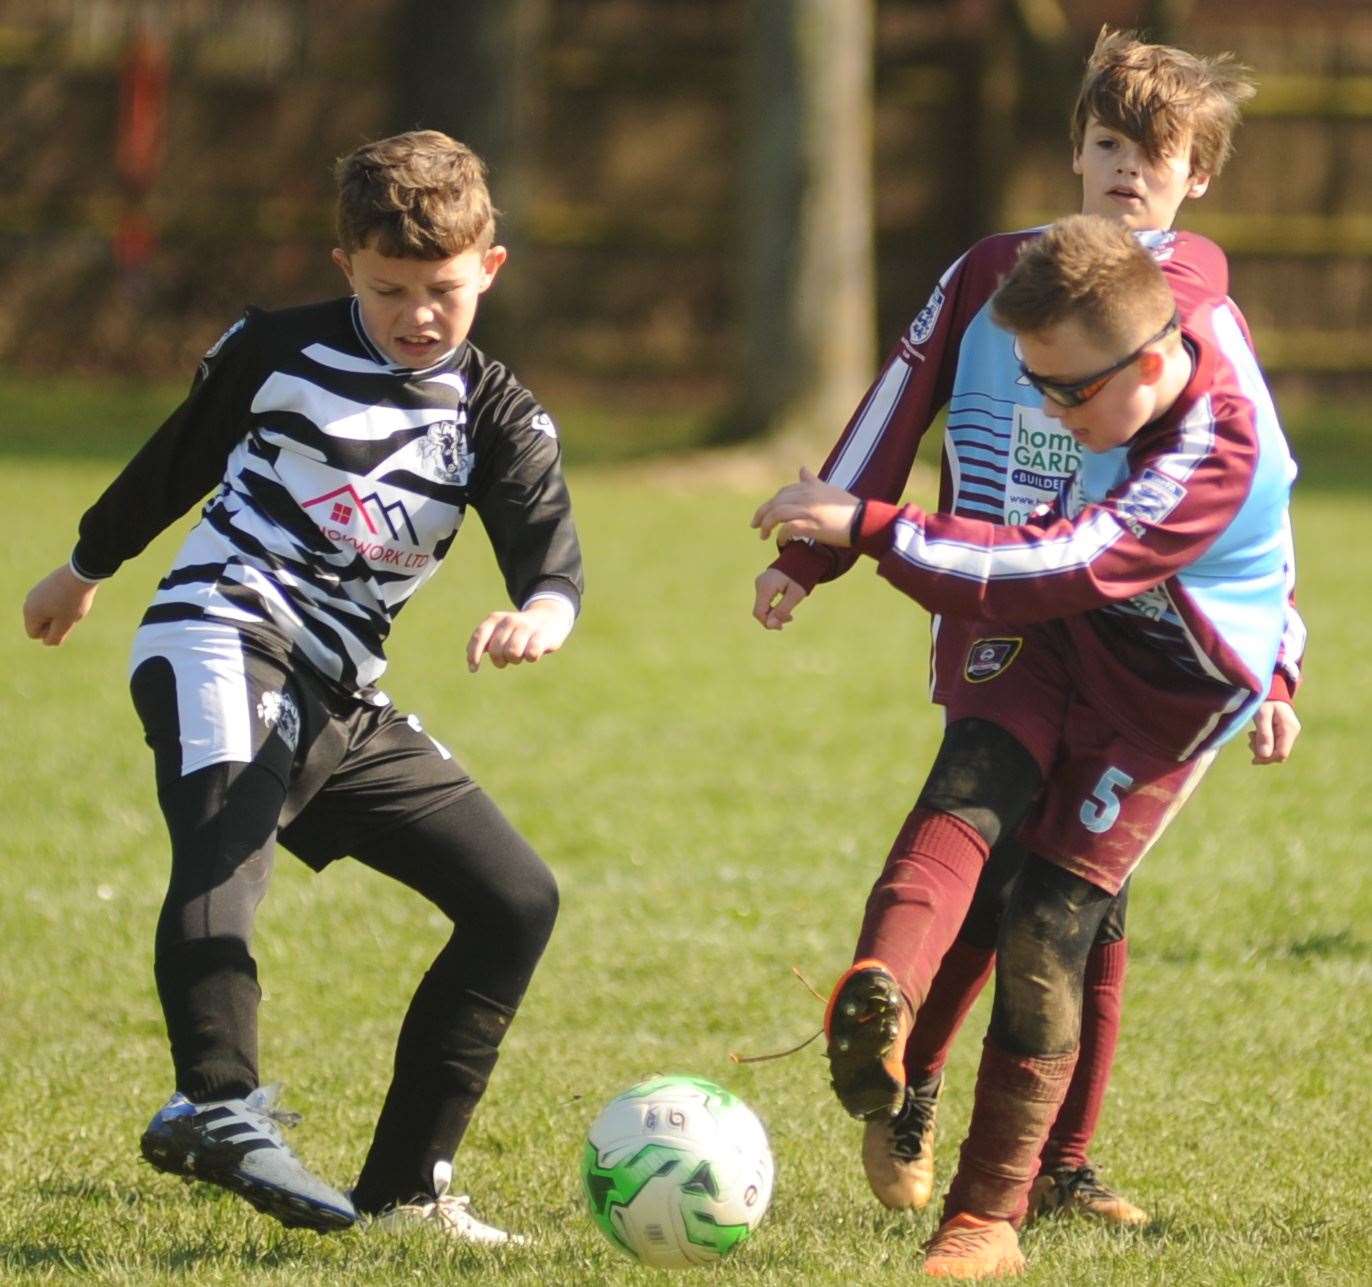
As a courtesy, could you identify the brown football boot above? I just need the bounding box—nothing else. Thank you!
[922,1212,1025,1279]
[1027,1163,1149,1227]
[824,960,912,1119]
[862,1073,942,1209]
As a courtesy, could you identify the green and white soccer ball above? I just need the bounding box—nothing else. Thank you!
[581,1075,775,1269]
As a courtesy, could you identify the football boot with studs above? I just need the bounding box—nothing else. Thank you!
[824,959,913,1120]
[140,1084,355,1232]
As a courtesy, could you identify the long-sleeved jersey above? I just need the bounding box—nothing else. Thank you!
[72,298,584,694]
[773,228,1304,706]
[851,297,1295,761]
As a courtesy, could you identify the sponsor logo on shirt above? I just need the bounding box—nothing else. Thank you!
[302,484,433,570]
[303,484,418,543]
[1006,405,1078,523]
[964,637,1023,683]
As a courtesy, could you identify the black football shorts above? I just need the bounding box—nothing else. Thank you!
[130,619,476,869]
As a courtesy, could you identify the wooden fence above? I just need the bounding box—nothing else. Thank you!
[0,0,1367,408]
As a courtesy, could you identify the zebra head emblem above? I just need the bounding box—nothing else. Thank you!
[421,420,473,485]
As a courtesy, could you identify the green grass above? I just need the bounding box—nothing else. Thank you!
[0,372,718,467]
[0,393,1369,1283]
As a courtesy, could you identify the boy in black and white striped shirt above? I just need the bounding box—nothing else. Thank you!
[23,131,582,1242]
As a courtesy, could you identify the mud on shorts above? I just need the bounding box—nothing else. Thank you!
[943,620,1215,895]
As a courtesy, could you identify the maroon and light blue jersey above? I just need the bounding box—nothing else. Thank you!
[851,297,1297,761]
[773,227,1303,731]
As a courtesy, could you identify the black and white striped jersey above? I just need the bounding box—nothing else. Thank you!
[72,297,584,693]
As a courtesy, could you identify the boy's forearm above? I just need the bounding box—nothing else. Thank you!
[72,398,231,580]
[770,539,845,591]
[851,500,1170,624]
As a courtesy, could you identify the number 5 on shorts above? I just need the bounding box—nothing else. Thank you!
[1080,766,1135,834]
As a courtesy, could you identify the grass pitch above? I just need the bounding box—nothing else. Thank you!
[0,397,1368,1284]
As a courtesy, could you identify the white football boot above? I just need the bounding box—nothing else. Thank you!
[140,1085,356,1232]
[367,1161,529,1245]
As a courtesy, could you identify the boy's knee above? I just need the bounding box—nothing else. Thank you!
[520,860,559,939]
[917,719,1041,849]
[991,924,1082,1055]
[473,852,559,955]
[990,857,1111,1055]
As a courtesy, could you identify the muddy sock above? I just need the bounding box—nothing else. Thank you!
[943,1037,1079,1224]
[1041,937,1127,1171]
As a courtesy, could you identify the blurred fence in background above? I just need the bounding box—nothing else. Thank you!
[0,0,1368,435]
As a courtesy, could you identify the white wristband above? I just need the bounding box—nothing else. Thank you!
[67,557,106,585]
[521,591,577,631]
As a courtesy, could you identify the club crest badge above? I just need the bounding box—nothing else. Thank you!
[907,284,945,347]
[257,690,300,751]
[420,420,473,485]
[964,637,1023,683]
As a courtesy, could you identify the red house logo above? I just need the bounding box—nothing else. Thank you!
[301,484,418,545]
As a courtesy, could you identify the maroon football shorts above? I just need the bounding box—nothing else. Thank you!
[943,620,1215,894]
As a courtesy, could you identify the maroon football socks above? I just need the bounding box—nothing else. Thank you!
[854,807,989,1013]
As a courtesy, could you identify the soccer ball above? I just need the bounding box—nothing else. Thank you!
[581,1074,775,1269]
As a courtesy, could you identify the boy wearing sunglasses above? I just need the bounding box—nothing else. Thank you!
[750,27,1302,1274]
[753,213,1295,1277]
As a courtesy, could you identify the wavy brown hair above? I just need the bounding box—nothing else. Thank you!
[335,130,497,258]
[1071,27,1255,177]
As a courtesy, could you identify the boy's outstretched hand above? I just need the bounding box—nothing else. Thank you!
[753,567,808,631]
[23,565,99,646]
[752,467,861,548]
[1249,700,1301,765]
[467,596,574,672]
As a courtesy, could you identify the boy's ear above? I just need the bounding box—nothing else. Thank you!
[1072,149,1084,176]
[479,245,509,292]
[1186,172,1212,200]
[1136,349,1166,384]
[331,248,353,283]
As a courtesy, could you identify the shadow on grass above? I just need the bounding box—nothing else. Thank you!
[1257,928,1368,961]
[4,1242,327,1274]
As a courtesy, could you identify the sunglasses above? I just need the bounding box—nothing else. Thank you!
[1018,311,1180,408]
